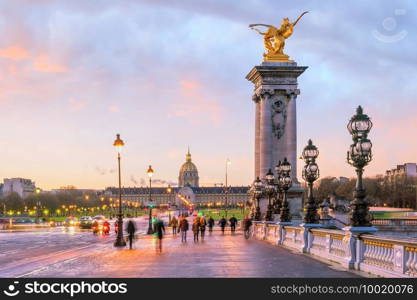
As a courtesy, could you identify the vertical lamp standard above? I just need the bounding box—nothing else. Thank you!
[225,158,231,218]
[113,134,126,247]
[265,169,275,221]
[278,157,292,223]
[35,187,41,224]
[273,161,282,214]
[167,185,172,224]
[347,106,373,227]
[301,139,320,224]
[146,165,154,234]
[252,177,263,221]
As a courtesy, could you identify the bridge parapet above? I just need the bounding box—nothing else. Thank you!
[251,222,417,278]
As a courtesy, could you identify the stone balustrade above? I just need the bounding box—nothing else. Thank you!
[372,218,417,226]
[251,221,417,278]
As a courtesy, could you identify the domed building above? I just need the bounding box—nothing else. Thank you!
[105,148,249,210]
[178,149,199,187]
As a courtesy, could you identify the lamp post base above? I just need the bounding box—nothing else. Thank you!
[254,206,261,221]
[114,237,126,247]
[147,207,153,235]
[114,216,126,247]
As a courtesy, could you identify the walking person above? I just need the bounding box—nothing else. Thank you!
[199,216,206,240]
[179,215,189,243]
[192,218,200,242]
[243,215,252,239]
[170,215,178,235]
[153,216,165,253]
[127,218,136,250]
[218,216,227,234]
[207,216,214,233]
[229,215,238,234]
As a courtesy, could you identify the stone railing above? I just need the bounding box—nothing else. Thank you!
[372,218,417,227]
[281,226,304,250]
[251,221,417,278]
[359,235,417,277]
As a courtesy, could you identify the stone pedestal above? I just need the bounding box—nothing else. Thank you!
[247,61,307,219]
[342,226,378,269]
[257,185,303,222]
[246,61,307,181]
[300,223,323,253]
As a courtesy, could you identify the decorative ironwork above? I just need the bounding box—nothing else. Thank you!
[346,106,373,227]
[277,157,292,222]
[301,139,320,224]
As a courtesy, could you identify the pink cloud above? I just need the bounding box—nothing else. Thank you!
[170,79,224,125]
[33,55,68,73]
[167,151,180,159]
[67,98,87,111]
[0,46,30,61]
[109,105,120,112]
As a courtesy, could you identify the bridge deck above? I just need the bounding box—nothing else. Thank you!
[20,231,359,278]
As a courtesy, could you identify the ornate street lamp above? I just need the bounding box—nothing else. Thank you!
[273,160,282,214]
[113,134,126,247]
[146,165,154,234]
[347,106,373,227]
[264,169,275,221]
[278,157,292,223]
[301,139,320,224]
[252,177,263,221]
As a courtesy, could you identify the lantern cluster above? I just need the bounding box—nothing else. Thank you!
[347,106,373,168]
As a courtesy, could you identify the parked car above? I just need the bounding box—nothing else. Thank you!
[79,216,93,229]
[64,216,79,227]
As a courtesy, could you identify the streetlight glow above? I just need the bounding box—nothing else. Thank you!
[113,133,124,153]
[147,165,154,178]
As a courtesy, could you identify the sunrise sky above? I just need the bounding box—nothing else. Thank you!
[0,0,416,190]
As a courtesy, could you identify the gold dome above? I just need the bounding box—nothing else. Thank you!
[178,148,199,187]
[180,161,198,173]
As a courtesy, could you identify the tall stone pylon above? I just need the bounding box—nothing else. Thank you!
[246,61,307,181]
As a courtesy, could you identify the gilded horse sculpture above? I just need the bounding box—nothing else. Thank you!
[249,11,308,62]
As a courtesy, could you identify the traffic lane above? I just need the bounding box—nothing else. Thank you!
[0,226,110,267]
[0,216,151,268]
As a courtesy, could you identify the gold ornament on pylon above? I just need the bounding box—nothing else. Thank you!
[249,11,308,62]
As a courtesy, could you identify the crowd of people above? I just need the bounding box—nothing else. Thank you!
[124,213,253,251]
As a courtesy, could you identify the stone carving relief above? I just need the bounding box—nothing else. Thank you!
[271,96,287,140]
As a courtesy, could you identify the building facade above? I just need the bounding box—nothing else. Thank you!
[384,163,417,209]
[2,178,36,199]
[104,185,249,208]
[104,150,249,208]
[385,163,417,179]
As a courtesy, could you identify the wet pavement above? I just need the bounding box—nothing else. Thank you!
[0,226,359,278]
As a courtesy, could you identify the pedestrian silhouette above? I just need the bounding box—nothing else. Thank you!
[219,217,227,234]
[126,218,136,249]
[192,218,200,242]
[229,215,238,234]
[170,216,178,235]
[207,216,214,234]
[199,216,206,240]
[179,215,189,243]
[153,217,165,253]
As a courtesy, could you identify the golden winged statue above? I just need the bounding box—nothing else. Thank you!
[249,11,308,62]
